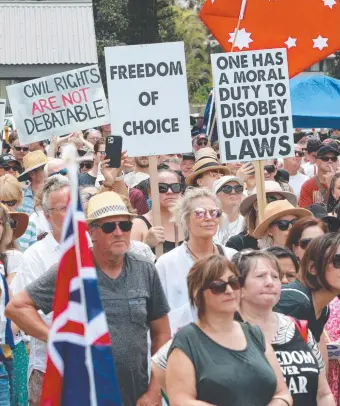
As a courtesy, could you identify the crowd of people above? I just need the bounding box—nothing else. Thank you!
[0,124,339,406]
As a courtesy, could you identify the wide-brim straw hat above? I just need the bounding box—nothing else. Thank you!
[0,204,29,239]
[86,191,137,224]
[17,150,48,182]
[253,200,312,239]
[240,181,297,216]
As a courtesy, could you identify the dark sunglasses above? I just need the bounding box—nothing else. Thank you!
[91,221,133,234]
[79,162,93,170]
[9,218,18,230]
[298,238,313,250]
[271,218,298,231]
[218,184,244,195]
[1,165,20,172]
[49,168,68,177]
[331,254,340,269]
[158,183,182,194]
[197,141,208,147]
[266,194,284,204]
[295,151,304,158]
[205,277,241,295]
[1,200,18,207]
[193,207,222,219]
[264,165,276,173]
[78,150,87,157]
[14,146,29,152]
[320,155,337,163]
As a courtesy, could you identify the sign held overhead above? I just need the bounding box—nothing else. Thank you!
[105,42,191,157]
[211,48,294,163]
[7,65,109,144]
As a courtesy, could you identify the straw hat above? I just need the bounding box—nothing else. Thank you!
[86,191,136,224]
[240,181,297,216]
[17,150,48,182]
[253,200,312,239]
[0,204,29,239]
[186,148,230,186]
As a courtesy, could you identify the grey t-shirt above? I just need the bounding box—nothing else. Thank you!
[26,252,170,406]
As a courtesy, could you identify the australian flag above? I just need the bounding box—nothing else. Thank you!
[40,186,122,405]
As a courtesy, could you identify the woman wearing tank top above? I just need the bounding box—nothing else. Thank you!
[232,250,335,406]
[131,169,184,254]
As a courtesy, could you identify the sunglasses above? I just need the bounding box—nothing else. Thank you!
[79,162,93,170]
[78,150,87,157]
[266,194,284,204]
[1,165,20,172]
[1,200,18,207]
[158,183,182,194]
[331,253,340,269]
[320,155,337,163]
[295,151,304,158]
[205,277,241,295]
[49,168,68,177]
[298,238,313,250]
[218,185,244,195]
[91,221,133,234]
[264,165,276,173]
[197,141,208,147]
[271,218,298,231]
[14,146,29,152]
[9,218,18,230]
[193,207,222,219]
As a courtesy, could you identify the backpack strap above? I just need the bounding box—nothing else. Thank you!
[289,316,309,343]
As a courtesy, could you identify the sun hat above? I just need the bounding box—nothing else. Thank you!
[253,200,312,239]
[186,148,230,186]
[17,150,48,182]
[0,204,29,239]
[240,181,297,216]
[86,191,136,224]
[213,176,243,195]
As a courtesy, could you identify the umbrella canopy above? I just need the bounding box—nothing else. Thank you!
[290,75,340,129]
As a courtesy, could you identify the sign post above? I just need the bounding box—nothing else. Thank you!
[0,99,6,155]
[105,42,192,256]
[211,48,294,219]
[7,65,109,144]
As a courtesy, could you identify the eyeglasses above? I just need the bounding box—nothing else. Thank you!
[97,151,106,156]
[320,155,338,163]
[79,162,93,170]
[266,194,284,204]
[9,218,18,230]
[158,183,182,194]
[48,206,68,214]
[193,207,222,219]
[295,151,304,158]
[1,165,20,172]
[91,221,133,234]
[298,238,313,250]
[270,218,298,231]
[331,254,340,269]
[49,168,68,177]
[14,146,29,152]
[218,185,244,195]
[205,277,241,295]
[264,165,276,173]
[1,200,18,207]
[78,150,87,157]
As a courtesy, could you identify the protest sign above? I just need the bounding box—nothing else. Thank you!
[7,65,109,144]
[0,99,6,155]
[211,48,294,163]
[105,42,191,157]
[327,343,340,360]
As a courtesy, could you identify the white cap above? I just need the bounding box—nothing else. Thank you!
[213,176,243,195]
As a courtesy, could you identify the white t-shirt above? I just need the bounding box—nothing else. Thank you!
[289,172,309,199]
[302,162,317,178]
[214,215,245,246]
[4,250,22,277]
[156,243,236,311]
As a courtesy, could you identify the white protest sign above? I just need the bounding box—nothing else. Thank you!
[0,99,6,155]
[211,48,294,163]
[7,65,109,144]
[105,42,191,157]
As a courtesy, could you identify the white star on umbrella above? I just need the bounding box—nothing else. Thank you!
[313,35,328,50]
[323,0,336,8]
[284,37,297,49]
[228,28,253,50]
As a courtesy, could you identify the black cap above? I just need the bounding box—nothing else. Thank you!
[316,145,340,159]
[182,152,195,161]
[0,154,20,168]
[305,203,327,219]
[306,137,322,153]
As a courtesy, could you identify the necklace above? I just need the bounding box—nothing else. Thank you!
[186,241,216,261]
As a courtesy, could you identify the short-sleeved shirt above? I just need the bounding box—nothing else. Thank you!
[168,322,277,406]
[274,280,330,342]
[26,251,170,406]
[299,177,327,207]
[78,172,96,186]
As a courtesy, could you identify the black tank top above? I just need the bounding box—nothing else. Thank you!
[272,326,319,406]
[137,215,183,255]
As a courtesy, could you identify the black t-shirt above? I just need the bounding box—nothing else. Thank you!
[274,280,330,342]
[78,172,96,186]
[226,231,258,251]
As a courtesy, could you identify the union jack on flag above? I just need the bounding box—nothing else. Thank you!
[40,178,122,406]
